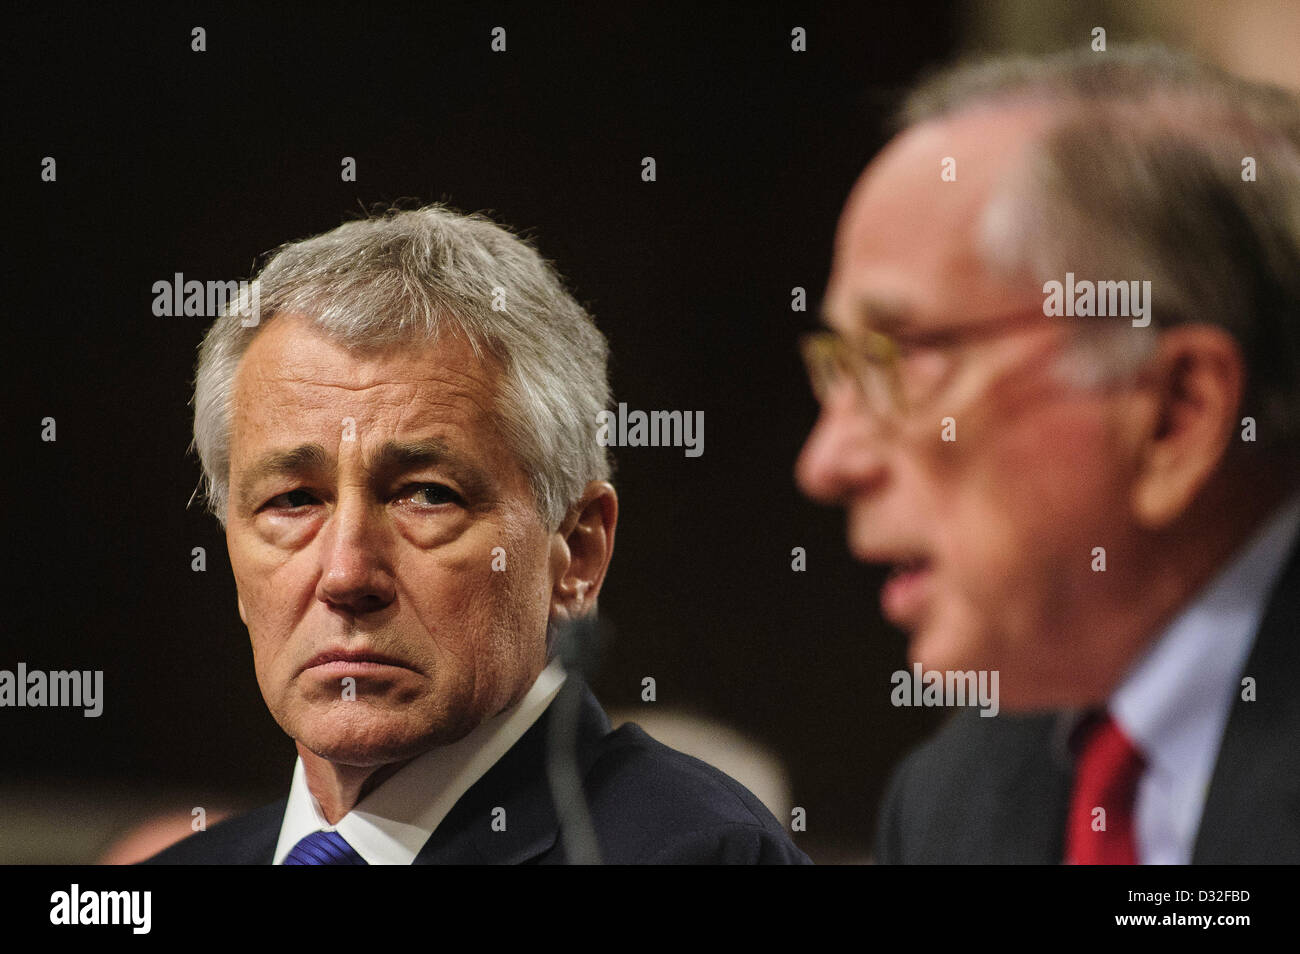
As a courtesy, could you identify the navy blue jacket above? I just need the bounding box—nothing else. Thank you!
[143,680,811,865]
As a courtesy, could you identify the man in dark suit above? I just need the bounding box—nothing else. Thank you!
[796,46,1300,863]
[146,677,801,865]
[145,204,808,865]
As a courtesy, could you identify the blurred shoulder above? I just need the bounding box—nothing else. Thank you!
[875,709,1064,864]
[583,721,812,864]
[138,799,287,865]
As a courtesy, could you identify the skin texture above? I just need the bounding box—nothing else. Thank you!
[797,104,1283,712]
[225,313,617,821]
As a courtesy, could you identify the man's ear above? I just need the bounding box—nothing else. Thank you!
[1129,325,1244,528]
[549,481,618,621]
[237,594,248,626]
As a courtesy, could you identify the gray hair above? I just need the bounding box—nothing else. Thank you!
[898,45,1300,454]
[192,204,612,530]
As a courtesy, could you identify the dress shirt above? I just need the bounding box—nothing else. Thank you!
[1107,491,1300,864]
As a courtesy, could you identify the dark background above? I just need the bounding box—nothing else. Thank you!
[5,1,962,861]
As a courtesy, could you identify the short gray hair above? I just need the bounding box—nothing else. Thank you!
[192,204,612,529]
[898,45,1300,453]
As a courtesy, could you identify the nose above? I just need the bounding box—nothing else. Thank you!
[796,389,889,505]
[315,495,397,615]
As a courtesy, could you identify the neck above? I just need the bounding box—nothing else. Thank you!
[297,746,414,825]
[1095,462,1296,697]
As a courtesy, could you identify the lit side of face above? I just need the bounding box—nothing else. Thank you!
[225,313,560,767]
[797,109,1155,709]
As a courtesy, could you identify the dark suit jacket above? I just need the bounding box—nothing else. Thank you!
[874,533,1300,864]
[143,679,811,865]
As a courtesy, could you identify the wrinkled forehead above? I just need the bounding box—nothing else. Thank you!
[235,312,494,394]
[228,313,505,450]
[827,104,1055,327]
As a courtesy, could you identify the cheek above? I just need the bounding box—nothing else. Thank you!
[227,528,331,708]
[929,407,1122,636]
[228,536,300,645]
[400,552,496,664]
[402,524,552,672]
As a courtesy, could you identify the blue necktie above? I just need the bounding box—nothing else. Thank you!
[282,830,368,865]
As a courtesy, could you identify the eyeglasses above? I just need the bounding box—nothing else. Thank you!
[799,310,1066,420]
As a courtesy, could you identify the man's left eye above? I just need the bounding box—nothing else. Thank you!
[401,483,462,507]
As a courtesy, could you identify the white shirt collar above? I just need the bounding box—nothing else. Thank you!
[1108,490,1300,862]
[273,658,566,865]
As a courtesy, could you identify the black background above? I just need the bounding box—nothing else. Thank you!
[5,1,961,860]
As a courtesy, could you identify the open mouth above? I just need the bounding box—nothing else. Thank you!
[881,557,933,626]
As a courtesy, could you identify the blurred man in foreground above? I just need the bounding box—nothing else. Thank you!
[798,46,1300,863]
[145,205,808,865]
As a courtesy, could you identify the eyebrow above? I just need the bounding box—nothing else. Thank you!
[235,437,488,513]
[238,443,330,513]
[371,437,488,494]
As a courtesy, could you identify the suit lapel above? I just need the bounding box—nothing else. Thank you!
[1194,533,1300,862]
[978,713,1073,863]
[412,677,610,864]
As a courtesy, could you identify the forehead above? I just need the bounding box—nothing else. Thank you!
[229,313,501,442]
[827,104,1052,330]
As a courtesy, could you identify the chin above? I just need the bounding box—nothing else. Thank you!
[906,620,984,676]
[1007,674,1109,712]
[302,728,435,768]
[288,704,446,767]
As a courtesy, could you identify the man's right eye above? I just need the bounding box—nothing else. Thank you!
[265,489,318,510]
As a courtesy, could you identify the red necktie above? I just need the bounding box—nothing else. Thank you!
[1065,712,1145,864]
